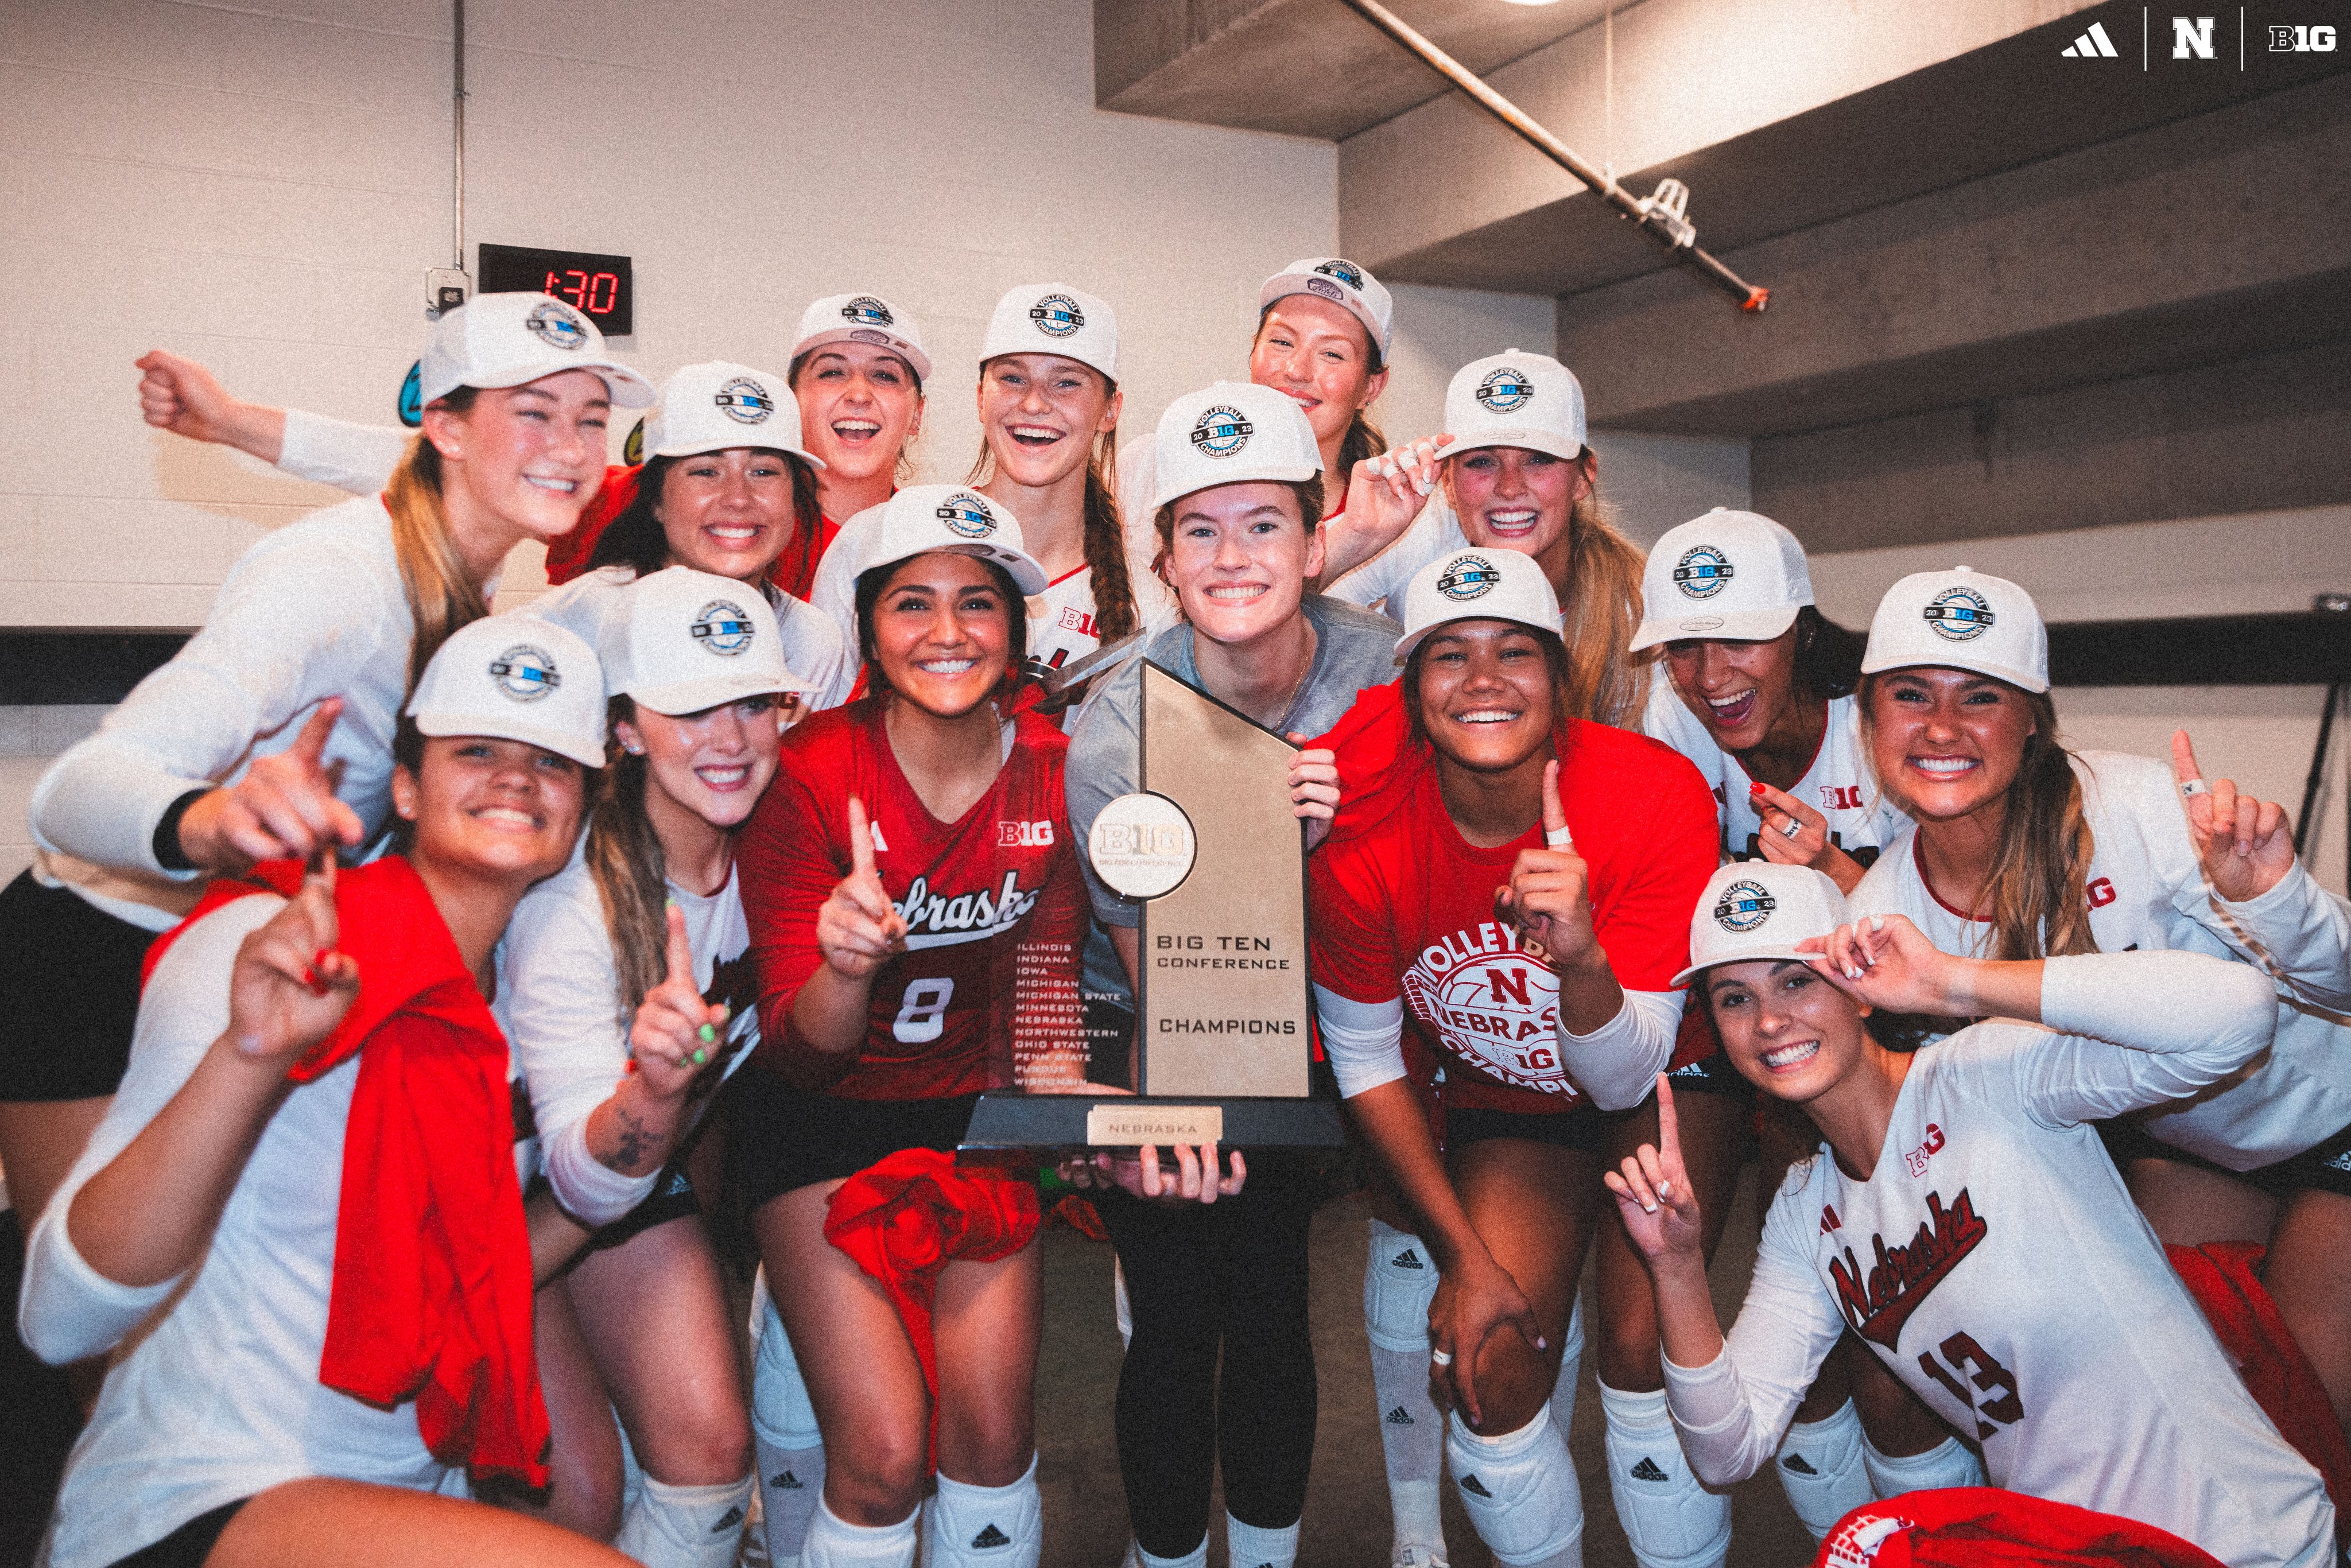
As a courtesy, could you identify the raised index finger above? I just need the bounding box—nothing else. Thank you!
[292,698,345,768]
[2171,729,2204,789]
[1655,1073,1681,1163]
[663,901,695,985]
[847,796,878,879]
[1541,759,1570,848]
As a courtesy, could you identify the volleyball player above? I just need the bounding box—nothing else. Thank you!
[1310,548,1718,1568]
[21,618,636,1568]
[1610,859,2335,1568]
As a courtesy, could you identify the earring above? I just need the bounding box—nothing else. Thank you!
[624,742,645,755]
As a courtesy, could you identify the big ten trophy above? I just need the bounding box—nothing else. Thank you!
[961,659,1343,1156]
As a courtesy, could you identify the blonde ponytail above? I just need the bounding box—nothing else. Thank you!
[382,401,489,697]
[584,701,672,1019]
[1555,484,1652,728]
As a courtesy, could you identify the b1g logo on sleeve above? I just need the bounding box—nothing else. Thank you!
[1028,294,1085,337]
[935,491,998,538]
[1674,545,1734,599]
[1400,923,1570,1095]
[1190,406,1253,457]
[691,600,756,656]
[840,296,895,328]
[715,377,774,425]
[490,644,561,701]
[1713,879,1776,932]
[1436,553,1502,601]
[1475,367,1533,413]
[525,300,589,350]
[1923,585,1994,641]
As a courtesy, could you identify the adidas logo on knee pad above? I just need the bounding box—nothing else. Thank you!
[713,1506,746,1534]
[1386,1406,1415,1425]
[1628,1457,1670,1483]
[971,1524,1012,1550]
[771,1470,804,1489]
[1458,1474,1492,1497]
[1783,1453,1818,1474]
[1391,1249,1425,1269]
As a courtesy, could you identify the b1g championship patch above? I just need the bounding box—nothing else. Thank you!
[1190,405,1253,457]
[1028,294,1085,338]
[935,491,998,538]
[1436,554,1503,601]
[525,300,589,350]
[1475,366,1533,413]
[715,377,774,425]
[491,644,561,701]
[1713,879,1776,932]
[691,600,756,656]
[1923,585,1995,641]
[1674,544,1734,599]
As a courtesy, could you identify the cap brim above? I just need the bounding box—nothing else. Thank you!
[1444,430,1584,464]
[627,670,813,715]
[451,360,658,409]
[864,541,1049,596]
[1153,463,1321,512]
[649,433,827,469]
[1392,607,1561,666]
[1856,651,2049,695]
[412,712,605,770]
[1629,604,1799,653]
[1670,945,1823,989]
[790,329,933,385]
[1259,276,1390,359]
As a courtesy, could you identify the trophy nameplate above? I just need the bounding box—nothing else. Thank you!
[960,660,1343,1154]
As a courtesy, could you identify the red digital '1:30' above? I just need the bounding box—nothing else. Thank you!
[542,269,620,315]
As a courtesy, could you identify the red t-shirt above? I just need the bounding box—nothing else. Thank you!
[739,698,1084,1100]
[1309,689,1717,1114]
[542,467,840,604]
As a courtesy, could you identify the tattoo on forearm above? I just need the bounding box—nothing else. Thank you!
[602,1106,655,1173]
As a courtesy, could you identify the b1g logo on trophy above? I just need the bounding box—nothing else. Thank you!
[960,662,1341,1154]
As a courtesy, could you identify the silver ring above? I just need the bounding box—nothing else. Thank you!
[2180,780,2210,798]
[1780,817,1803,839]
[1430,1348,1454,1367]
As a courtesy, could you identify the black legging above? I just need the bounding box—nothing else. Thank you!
[1096,1163,1319,1557]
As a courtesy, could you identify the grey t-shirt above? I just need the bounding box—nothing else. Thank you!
[1064,593,1401,1010]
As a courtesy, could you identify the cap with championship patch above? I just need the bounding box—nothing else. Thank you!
[1861,567,2049,694]
[981,283,1118,383]
[1673,861,1849,987]
[1442,350,1585,463]
[855,484,1048,595]
[1630,509,1814,650]
[1151,381,1321,509]
[643,361,824,467]
[1259,257,1394,361]
[420,293,654,408]
[791,292,933,383]
[1392,547,1563,665]
[407,616,606,768]
[607,566,809,715]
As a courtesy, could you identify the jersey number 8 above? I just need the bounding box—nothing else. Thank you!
[893,977,956,1044]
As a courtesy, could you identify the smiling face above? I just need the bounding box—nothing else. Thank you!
[1706,957,1869,1103]
[653,448,796,582]
[1248,294,1386,451]
[866,552,1014,719]
[976,353,1119,490]
[1446,446,1589,567]
[617,695,782,832]
[427,369,611,543]
[1665,629,1801,752]
[1411,620,1559,774]
[394,735,587,885]
[793,342,922,487]
[1163,482,1322,650]
[1865,667,2037,823]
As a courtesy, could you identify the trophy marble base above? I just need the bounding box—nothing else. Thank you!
[958,1091,1344,1161]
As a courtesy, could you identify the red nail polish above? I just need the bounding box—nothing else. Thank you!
[1749,782,1767,797]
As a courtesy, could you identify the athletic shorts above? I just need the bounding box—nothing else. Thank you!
[583,1163,703,1255]
[2099,1116,2351,1201]
[109,1499,248,1568]
[1662,1047,1753,1101]
[0,870,161,1102]
[724,1064,983,1211]
[1445,1099,1615,1153]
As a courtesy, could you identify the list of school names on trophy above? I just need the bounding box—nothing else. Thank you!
[961,661,1342,1154]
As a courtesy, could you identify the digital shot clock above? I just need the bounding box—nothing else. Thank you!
[477,243,634,336]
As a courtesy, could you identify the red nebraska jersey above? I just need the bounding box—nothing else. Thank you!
[1310,690,1718,1113]
[740,698,1084,1100]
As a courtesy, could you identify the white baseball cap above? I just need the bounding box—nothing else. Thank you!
[1259,257,1394,362]
[1443,350,1586,463]
[408,616,607,769]
[790,292,933,383]
[607,566,810,715]
[1630,509,1815,651]
[1673,861,1849,987]
[981,284,1118,383]
[853,484,1048,595]
[420,293,654,408]
[1393,546,1564,665]
[643,361,824,468]
[1151,381,1322,510]
[1861,567,2049,694]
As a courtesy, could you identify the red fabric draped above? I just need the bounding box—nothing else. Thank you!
[1815,1488,2226,1568]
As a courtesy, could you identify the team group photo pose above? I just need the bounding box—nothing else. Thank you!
[6,172,2345,1568]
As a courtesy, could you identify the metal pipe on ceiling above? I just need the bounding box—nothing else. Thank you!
[1336,0,1768,312]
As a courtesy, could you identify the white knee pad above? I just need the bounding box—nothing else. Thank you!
[1597,1384,1729,1568]
[1445,1409,1585,1568]
[753,1293,825,1566]
[801,1496,918,1568]
[1861,1434,1984,1499]
[1364,1219,1440,1350]
[1775,1400,1872,1542]
[925,1456,1042,1568]
[614,1473,756,1568]
[754,1293,822,1447]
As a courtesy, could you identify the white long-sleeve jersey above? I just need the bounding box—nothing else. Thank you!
[276,407,409,494]
[1663,951,2333,1568]
[21,896,452,1568]
[1850,750,2351,1168]
[1321,489,1463,617]
[29,495,430,925]
[495,856,758,1227]
[1640,683,1908,870]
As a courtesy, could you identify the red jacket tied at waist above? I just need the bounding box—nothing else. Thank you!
[823,1149,1041,1465]
[145,857,548,1487]
[1815,1487,2226,1568]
